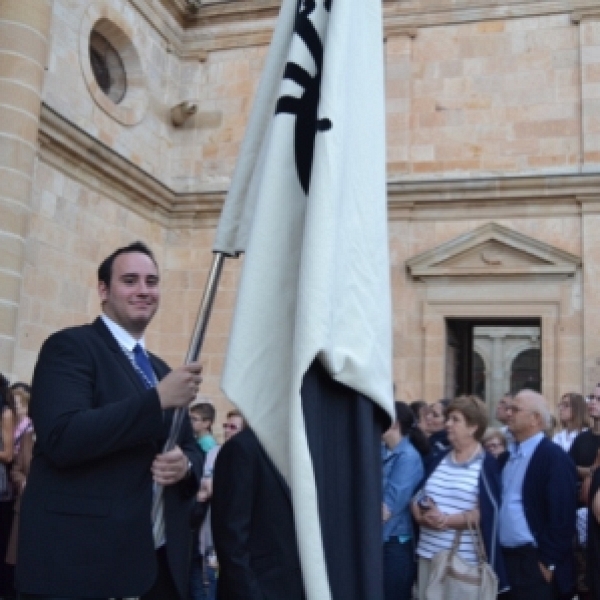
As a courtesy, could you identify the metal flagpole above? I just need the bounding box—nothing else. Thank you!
[163,251,226,451]
[151,252,227,520]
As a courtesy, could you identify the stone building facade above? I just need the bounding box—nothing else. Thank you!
[2,0,600,429]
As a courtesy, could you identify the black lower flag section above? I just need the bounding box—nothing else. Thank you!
[301,359,390,600]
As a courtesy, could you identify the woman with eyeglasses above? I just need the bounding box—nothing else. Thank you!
[411,395,508,599]
[553,392,588,453]
[482,428,507,458]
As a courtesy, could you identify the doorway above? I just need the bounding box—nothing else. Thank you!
[445,318,541,404]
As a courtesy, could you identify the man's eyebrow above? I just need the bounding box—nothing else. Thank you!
[119,272,159,279]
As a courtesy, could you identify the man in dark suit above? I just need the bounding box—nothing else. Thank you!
[16,241,204,600]
[212,426,305,600]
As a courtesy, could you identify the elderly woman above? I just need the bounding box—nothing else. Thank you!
[412,395,508,599]
[482,427,507,458]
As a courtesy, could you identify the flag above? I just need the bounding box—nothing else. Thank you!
[213,1,394,598]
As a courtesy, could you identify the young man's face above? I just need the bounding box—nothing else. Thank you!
[98,252,160,338]
[223,415,244,441]
[190,412,212,437]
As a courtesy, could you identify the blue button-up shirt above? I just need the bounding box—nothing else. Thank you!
[499,431,544,547]
[382,437,423,541]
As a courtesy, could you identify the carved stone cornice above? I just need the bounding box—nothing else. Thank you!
[571,8,600,23]
[383,0,599,29]
[38,105,600,229]
[387,173,600,221]
[136,0,600,58]
[131,0,277,59]
[38,104,226,229]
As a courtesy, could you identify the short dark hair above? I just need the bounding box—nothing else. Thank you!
[409,400,427,420]
[98,241,158,287]
[190,403,216,424]
[395,401,429,456]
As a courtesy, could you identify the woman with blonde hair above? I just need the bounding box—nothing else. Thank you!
[553,392,588,452]
[482,428,507,458]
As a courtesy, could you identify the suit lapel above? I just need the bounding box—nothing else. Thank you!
[92,317,147,394]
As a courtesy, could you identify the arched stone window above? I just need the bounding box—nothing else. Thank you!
[511,349,541,393]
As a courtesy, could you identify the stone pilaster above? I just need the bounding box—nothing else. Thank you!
[0,0,52,376]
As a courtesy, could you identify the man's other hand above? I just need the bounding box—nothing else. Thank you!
[152,445,189,486]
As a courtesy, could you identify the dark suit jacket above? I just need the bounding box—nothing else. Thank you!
[499,436,577,594]
[16,317,203,599]
[212,428,305,600]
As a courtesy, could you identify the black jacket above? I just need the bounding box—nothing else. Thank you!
[212,427,305,600]
[16,317,203,598]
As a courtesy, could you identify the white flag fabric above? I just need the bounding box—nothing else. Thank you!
[215,1,394,598]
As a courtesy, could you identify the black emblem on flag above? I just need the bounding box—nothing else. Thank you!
[275,0,332,195]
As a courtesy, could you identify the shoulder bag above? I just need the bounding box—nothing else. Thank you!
[425,515,498,600]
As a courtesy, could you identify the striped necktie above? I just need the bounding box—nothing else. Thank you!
[132,344,165,547]
[133,344,155,388]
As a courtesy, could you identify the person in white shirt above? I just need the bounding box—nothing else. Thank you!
[553,392,588,452]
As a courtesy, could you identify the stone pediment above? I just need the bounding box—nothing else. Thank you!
[406,223,581,278]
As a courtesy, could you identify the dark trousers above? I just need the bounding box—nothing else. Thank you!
[18,593,171,600]
[140,546,180,600]
[502,545,555,600]
[19,548,180,600]
[0,499,16,597]
[383,537,415,600]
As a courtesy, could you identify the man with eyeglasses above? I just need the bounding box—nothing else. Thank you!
[498,389,577,600]
[222,409,245,442]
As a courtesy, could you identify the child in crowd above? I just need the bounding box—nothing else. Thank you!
[190,400,218,454]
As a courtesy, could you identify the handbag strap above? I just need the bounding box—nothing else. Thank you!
[464,511,488,564]
[450,528,463,554]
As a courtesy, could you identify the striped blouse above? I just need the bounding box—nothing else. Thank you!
[416,451,483,565]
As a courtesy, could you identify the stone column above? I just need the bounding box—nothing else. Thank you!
[582,201,600,390]
[0,0,53,375]
[490,333,505,410]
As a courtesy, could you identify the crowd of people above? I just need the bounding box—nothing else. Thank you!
[2,240,600,600]
[383,388,600,600]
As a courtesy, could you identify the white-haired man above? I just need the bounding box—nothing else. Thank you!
[498,389,577,600]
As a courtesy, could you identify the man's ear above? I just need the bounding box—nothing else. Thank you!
[98,281,108,303]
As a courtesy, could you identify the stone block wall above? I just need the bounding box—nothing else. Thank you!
[387,15,581,177]
[5,0,600,422]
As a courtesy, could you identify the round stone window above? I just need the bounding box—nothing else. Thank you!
[80,2,148,126]
[89,31,127,104]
